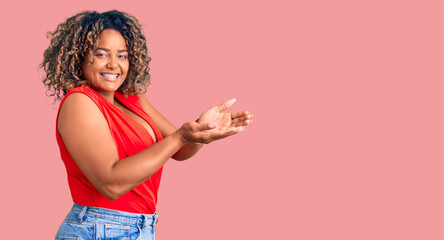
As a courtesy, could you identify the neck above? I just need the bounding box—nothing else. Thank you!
[96,90,115,104]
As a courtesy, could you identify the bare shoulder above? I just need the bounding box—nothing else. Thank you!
[138,94,153,111]
[58,92,106,136]
[137,93,158,117]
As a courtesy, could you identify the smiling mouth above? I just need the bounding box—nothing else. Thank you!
[100,73,120,80]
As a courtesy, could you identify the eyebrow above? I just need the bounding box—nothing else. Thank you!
[97,48,128,52]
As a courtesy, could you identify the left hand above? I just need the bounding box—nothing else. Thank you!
[197,98,253,131]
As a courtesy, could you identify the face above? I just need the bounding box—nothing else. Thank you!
[82,29,129,95]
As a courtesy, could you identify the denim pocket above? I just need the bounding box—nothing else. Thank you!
[55,221,94,240]
[104,223,130,240]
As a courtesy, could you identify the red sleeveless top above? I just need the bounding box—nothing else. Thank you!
[56,86,164,214]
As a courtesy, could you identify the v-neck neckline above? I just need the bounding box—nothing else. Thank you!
[90,88,158,143]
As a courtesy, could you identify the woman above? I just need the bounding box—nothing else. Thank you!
[41,10,252,240]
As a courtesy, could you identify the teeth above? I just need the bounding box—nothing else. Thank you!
[101,73,119,79]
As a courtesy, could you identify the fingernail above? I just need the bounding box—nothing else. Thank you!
[195,142,201,145]
[211,124,216,128]
[231,98,237,102]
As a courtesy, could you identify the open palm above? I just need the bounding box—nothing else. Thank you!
[198,99,252,131]
[178,99,253,144]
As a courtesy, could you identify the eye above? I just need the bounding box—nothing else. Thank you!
[118,54,128,59]
[95,53,107,58]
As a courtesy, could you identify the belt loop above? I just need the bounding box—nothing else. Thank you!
[143,215,149,228]
[154,213,158,226]
[78,205,88,222]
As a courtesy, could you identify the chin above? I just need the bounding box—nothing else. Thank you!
[87,76,126,93]
[91,83,122,93]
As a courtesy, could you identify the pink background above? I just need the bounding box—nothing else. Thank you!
[1,0,444,239]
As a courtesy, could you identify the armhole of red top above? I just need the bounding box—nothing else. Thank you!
[56,88,102,137]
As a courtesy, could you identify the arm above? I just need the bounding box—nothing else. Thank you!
[58,93,229,200]
[138,95,253,161]
[138,94,203,161]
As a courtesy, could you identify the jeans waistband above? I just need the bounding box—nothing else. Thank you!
[71,203,158,227]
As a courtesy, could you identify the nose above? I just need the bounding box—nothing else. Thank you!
[106,57,118,69]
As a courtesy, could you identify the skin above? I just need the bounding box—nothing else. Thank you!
[58,29,253,200]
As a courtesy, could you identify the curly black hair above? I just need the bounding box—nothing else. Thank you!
[40,10,151,100]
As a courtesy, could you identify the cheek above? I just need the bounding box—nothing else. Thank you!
[122,63,130,75]
[82,66,95,79]
[82,59,95,74]
[124,61,130,71]
[83,61,105,76]
[81,66,90,77]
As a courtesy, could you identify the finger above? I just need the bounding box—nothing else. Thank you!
[231,113,253,128]
[230,111,249,119]
[231,114,252,124]
[200,126,244,143]
[195,123,217,132]
[208,127,242,140]
[217,98,236,111]
[231,120,251,128]
[222,127,245,137]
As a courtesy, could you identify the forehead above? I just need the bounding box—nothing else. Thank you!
[97,29,127,49]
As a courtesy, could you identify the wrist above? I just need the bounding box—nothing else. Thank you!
[175,128,190,145]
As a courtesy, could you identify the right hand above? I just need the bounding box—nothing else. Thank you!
[178,121,241,144]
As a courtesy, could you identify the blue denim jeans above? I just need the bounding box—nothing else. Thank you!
[55,204,158,240]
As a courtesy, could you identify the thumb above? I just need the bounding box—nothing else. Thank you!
[195,123,217,132]
[217,98,236,111]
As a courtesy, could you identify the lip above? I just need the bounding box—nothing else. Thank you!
[100,73,121,81]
